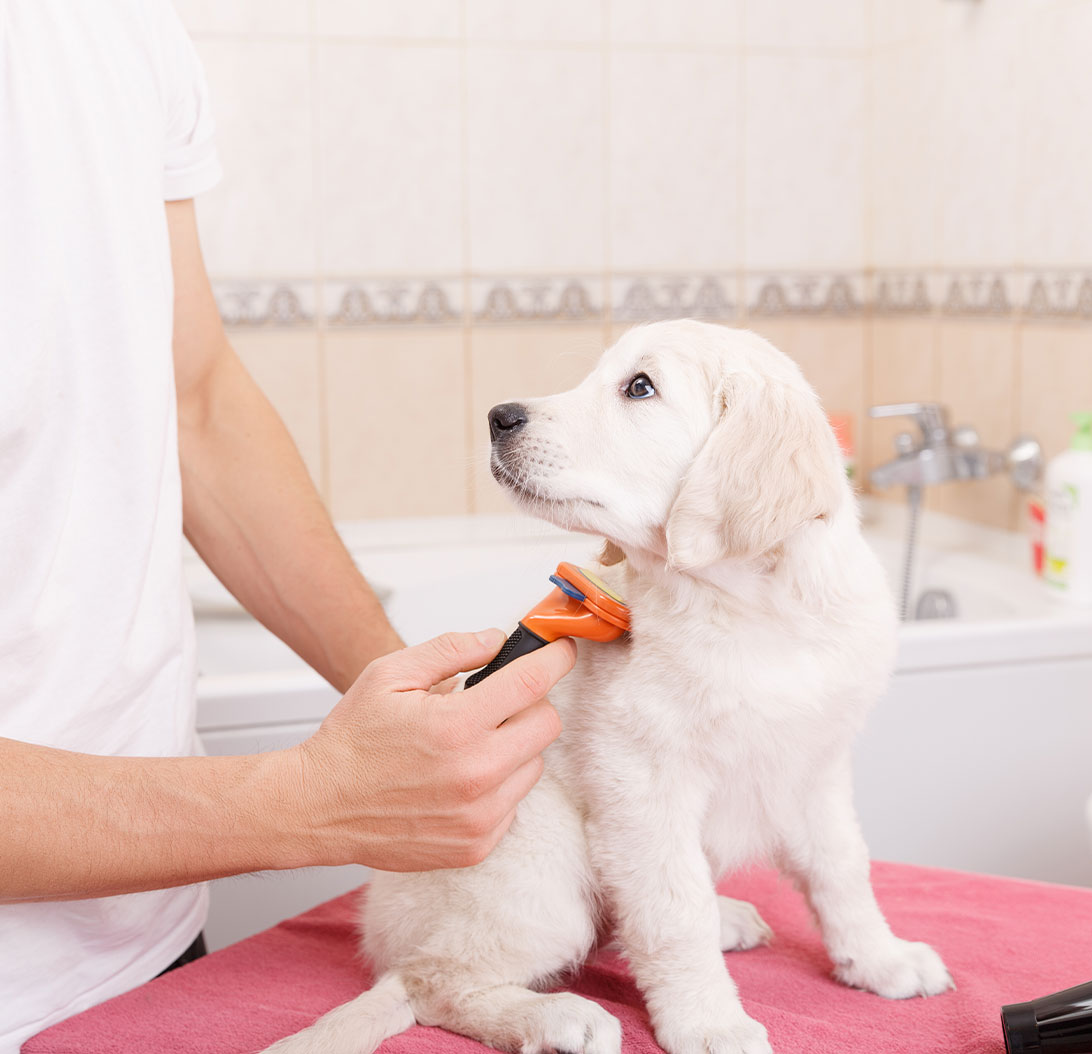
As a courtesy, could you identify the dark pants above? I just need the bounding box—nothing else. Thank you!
[156,932,207,977]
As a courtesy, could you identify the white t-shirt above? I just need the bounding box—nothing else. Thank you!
[0,2,222,1048]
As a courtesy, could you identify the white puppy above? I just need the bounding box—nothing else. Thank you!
[264,320,951,1054]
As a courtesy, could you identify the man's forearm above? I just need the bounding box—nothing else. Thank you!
[0,737,314,902]
[2,631,572,900]
[167,199,399,691]
[179,345,402,692]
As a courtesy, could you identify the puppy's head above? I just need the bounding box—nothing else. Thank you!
[488,320,846,569]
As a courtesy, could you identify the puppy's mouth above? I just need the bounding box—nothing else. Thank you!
[489,456,561,505]
[489,453,603,512]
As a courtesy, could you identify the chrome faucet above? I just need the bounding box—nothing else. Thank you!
[868,402,1042,621]
[869,402,1042,492]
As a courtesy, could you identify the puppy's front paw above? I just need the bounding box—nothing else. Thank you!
[717,896,773,952]
[835,938,953,999]
[658,1014,772,1054]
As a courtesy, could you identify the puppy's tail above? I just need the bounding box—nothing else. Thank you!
[260,972,415,1054]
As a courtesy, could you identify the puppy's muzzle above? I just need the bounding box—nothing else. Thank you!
[488,402,528,444]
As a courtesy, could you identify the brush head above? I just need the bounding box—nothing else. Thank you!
[549,563,630,631]
[521,562,630,643]
[464,562,630,688]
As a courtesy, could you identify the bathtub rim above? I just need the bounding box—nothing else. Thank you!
[189,497,1092,716]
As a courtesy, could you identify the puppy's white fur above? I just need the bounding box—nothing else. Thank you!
[264,322,951,1054]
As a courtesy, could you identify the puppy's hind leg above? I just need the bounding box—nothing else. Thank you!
[363,779,617,1054]
[403,964,622,1054]
[259,972,414,1054]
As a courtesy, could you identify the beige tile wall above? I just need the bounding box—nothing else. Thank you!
[178,0,872,287]
[232,331,324,486]
[323,329,470,518]
[181,0,1092,532]
[232,314,1091,530]
[870,0,1092,272]
[866,319,942,513]
[468,325,609,513]
[742,317,868,450]
[866,319,1092,531]
[237,320,615,517]
[933,322,1020,529]
[1019,326,1092,466]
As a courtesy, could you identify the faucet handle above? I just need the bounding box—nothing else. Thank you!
[868,402,950,446]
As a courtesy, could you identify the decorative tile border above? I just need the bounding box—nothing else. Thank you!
[325,277,462,326]
[1024,271,1092,320]
[872,271,938,314]
[471,275,602,324]
[872,269,1076,319]
[212,281,316,327]
[212,269,1092,328]
[745,272,867,316]
[611,274,735,322]
[938,271,1020,317]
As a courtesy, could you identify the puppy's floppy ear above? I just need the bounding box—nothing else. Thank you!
[665,375,844,568]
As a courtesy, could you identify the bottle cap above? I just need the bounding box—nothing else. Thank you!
[1071,411,1092,452]
[827,413,854,457]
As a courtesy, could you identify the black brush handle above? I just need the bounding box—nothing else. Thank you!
[464,623,548,688]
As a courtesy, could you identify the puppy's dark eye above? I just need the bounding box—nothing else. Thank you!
[625,374,656,400]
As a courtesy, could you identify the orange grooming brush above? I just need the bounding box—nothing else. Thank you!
[465,562,630,688]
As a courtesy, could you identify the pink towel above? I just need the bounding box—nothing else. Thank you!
[23,861,1092,1054]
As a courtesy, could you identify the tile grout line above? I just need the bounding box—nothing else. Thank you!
[1010,318,1023,530]
[862,0,875,478]
[189,30,870,58]
[306,0,332,508]
[459,0,476,515]
[602,0,612,343]
[736,0,747,321]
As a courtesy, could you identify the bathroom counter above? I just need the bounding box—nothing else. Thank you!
[24,861,1092,1054]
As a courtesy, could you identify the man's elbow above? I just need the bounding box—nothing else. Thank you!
[175,337,237,441]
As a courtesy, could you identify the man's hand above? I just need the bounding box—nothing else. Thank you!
[288,629,574,872]
[0,630,572,902]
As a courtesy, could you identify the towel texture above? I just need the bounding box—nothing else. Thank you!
[23,861,1092,1054]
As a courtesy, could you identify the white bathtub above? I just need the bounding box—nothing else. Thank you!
[189,500,1092,949]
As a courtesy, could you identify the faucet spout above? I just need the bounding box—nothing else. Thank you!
[866,400,1043,623]
[869,446,960,489]
[867,403,1041,493]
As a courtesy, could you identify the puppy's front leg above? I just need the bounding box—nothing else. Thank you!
[778,755,953,999]
[588,775,772,1054]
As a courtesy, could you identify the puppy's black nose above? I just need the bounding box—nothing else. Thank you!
[488,402,528,441]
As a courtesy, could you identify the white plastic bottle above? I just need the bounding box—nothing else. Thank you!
[1043,412,1092,605]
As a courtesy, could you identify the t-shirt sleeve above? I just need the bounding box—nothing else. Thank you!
[160,5,222,201]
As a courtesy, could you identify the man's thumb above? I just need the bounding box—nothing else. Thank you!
[377,629,506,691]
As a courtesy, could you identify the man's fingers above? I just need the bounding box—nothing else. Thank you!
[489,757,546,829]
[461,638,577,728]
[373,629,506,691]
[493,696,563,761]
